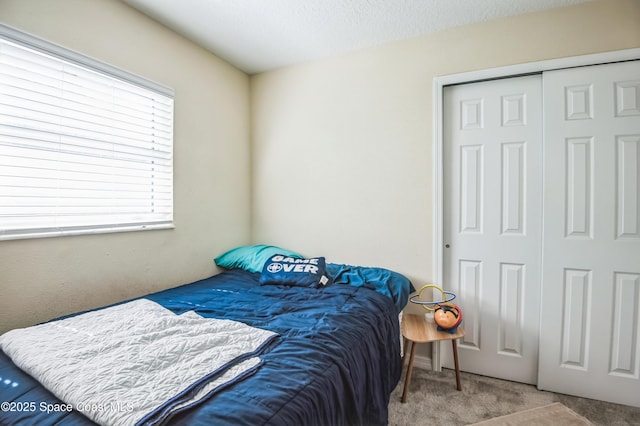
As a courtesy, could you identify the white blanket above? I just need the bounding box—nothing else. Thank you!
[0,299,277,426]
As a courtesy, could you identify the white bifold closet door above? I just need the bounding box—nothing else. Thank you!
[443,60,640,407]
[538,60,640,408]
[443,75,543,385]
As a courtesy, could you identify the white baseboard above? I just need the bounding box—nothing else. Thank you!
[408,353,432,371]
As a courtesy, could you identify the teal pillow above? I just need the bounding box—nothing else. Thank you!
[214,244,303,273]
[326,263,415,313]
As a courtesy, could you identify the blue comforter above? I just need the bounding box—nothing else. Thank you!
[0,268,405,425]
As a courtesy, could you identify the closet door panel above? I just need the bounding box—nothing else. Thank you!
[538,60,640,408]
[443,75,542,384]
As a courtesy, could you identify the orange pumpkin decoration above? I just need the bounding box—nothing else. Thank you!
[433,302,463,332]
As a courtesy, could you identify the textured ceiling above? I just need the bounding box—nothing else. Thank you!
[122,0,593,74]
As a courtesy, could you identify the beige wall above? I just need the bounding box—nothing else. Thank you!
[250,0,640,287]
[0,0,252,333]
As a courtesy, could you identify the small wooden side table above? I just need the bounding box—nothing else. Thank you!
[401,313,465,403]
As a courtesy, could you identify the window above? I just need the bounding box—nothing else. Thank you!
[0,25,174,240]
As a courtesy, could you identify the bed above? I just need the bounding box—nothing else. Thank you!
[0,245,414,425]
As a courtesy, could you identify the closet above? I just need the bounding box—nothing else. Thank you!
[442,60,640,407]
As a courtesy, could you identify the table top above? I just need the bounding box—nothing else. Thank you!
[401,313,465,343]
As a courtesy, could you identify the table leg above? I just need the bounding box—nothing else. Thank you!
[452,339,461,391]
[401,340,417,403]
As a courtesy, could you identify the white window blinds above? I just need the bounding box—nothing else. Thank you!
[0,25,174,240]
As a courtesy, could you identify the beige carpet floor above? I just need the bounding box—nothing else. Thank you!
[388,368,640,425]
